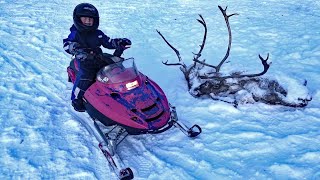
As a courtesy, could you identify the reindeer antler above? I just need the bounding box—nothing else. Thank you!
[192,15,207,62]
[193,6,238,72]
[195,6,272,81]
[156,14,208,90]
[156,30,186,67]
[199,53,271,80]
[158,5,271,88]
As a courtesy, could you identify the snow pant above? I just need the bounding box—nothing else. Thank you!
[71,53,116,100]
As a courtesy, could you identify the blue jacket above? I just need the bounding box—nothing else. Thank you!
[63,25,120,55]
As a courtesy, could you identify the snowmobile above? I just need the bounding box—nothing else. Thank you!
[67,50,202,179]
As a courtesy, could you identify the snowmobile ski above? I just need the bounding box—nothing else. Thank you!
[169,104,202,137]
[94,120,134,180]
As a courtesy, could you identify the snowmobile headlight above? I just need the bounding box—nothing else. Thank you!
[97,75,109,83]
[126,80,139,90]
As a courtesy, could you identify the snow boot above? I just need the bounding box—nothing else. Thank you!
[72,99,86,112]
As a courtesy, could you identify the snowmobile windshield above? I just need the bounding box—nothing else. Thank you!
[96,58,139,84]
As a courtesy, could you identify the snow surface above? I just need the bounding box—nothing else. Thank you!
[1,0,320,179]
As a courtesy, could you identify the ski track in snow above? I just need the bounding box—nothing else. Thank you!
[1,0,320,179]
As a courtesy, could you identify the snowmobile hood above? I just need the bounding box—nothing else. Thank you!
[83,58,170,133]
[85,74,171,132]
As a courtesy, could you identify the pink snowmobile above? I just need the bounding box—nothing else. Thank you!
[67,52,201,179]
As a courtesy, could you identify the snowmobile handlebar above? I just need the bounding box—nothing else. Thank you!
[76,47,124,58]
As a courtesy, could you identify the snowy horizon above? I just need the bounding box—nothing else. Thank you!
[1,0,320,179]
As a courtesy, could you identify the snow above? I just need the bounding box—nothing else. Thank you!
[0,0,320,179]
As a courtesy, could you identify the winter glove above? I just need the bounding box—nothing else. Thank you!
[68,42,80,55]
[75,50,88,61]
[119,38,132,49]
[113,38,131,50]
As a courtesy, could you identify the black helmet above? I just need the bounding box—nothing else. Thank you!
[73,3,99,32]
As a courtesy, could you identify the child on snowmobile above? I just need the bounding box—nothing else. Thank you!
[63,3,131,112]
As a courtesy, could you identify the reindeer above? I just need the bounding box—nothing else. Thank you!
[157,6,311,108]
